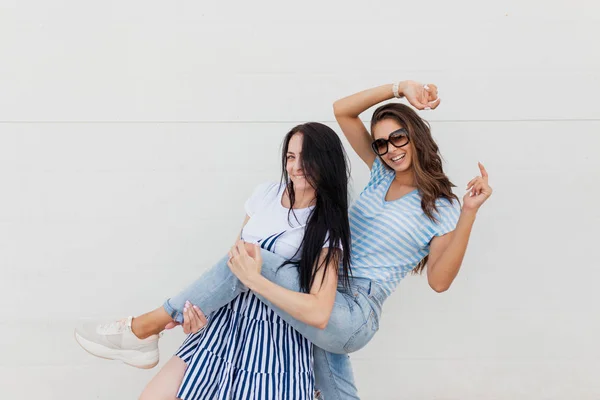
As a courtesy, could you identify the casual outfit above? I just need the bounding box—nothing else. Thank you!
[75,158,461,399]
[164,158,461,399]
[172,182,326,400]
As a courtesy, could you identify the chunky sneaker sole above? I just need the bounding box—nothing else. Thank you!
[74,330,159,369]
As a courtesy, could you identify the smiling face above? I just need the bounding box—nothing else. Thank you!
[285,132,314,193]
[372,118,414,174]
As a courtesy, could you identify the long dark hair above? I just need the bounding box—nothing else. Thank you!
[279,122,352,292]
[371,103,458,274]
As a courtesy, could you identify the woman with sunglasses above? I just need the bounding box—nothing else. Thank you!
[218,81,492,399]
[76,81,492,399]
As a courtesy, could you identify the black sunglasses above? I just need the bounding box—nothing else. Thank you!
[371,128,410,156]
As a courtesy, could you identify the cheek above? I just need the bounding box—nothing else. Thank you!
[381,158,394,168]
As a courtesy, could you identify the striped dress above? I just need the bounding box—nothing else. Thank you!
[175,182,316,400]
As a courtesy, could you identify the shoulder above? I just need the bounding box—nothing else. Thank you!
[251,181,282,199]
[430,196,461,235]
[370,157,393,179]
[245,181,283,216]
[362,157,394,193]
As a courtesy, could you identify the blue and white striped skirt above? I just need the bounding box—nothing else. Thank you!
[175,291,314,400]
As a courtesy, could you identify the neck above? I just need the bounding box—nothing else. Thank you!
[290,187,316,209]
[393,169,417,187]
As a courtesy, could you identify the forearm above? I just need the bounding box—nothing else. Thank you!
[166,249,289,323]
[333,84,398,118]
[427,210,477,292]
[246,275,332,329]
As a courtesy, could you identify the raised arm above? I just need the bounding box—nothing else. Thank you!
[426,163,493,292]
[333,81,440,168]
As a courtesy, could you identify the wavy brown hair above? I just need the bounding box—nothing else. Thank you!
[370,103,459,274]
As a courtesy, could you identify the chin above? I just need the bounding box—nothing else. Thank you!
[394,165,412,173]
[294,182,310,191]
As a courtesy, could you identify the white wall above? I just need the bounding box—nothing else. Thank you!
[1,1,599,399]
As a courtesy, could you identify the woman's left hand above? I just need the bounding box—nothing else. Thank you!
[227,240,263,286]
[463,162,493,212]
[182,301,208,334]
[401,81,441,110]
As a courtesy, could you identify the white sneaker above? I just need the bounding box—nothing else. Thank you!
[74,316,159,369]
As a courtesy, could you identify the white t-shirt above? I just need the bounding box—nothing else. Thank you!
[241,182,323,261]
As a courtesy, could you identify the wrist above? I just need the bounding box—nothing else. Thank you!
[460,207,478,220]
[245,272,265,291]
[396,81,410,97]
[392,81,406,99]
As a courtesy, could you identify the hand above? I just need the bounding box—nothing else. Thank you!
[181,300,208,334]
[463,162,493,211]
[399,80,440,110]
[164,321,180,330]
[227,240,263,286]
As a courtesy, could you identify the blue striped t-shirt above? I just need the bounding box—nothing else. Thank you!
[347,157,461,297]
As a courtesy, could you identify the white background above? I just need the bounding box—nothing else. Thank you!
[1,1,599,399]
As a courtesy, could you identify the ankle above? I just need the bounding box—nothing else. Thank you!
[131,317,155,339]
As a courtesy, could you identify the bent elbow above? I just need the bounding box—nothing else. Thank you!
[432,285,449,293]
[332,101,347,119]
[314,319,329,330]
[332,102,341,117]
[429,280,451,293]
[309,312,331,330]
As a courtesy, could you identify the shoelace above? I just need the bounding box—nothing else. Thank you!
[98,319,127,334]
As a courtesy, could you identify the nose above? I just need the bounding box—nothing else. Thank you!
[291,160,303,175]
[385,141,397,155]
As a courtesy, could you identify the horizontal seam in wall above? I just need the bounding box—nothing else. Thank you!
[1,119,600,124]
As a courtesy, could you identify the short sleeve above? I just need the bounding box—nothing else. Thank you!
[370,157,390,180]
[363,157,394,190]
[244,182,279,217]
[432,198,462,237]
[322,232,344,251]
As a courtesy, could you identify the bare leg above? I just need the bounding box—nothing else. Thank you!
[131,307,173,339]
[139,356,187,400]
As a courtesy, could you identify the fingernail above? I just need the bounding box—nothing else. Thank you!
[424,84,430,90]
[424,107,431,110]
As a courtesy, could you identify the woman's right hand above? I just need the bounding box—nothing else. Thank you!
[182,300,208,334]
[399,80,441,110]
[227,240,263,287]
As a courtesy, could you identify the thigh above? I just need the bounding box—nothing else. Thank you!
[139,356,187,400]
